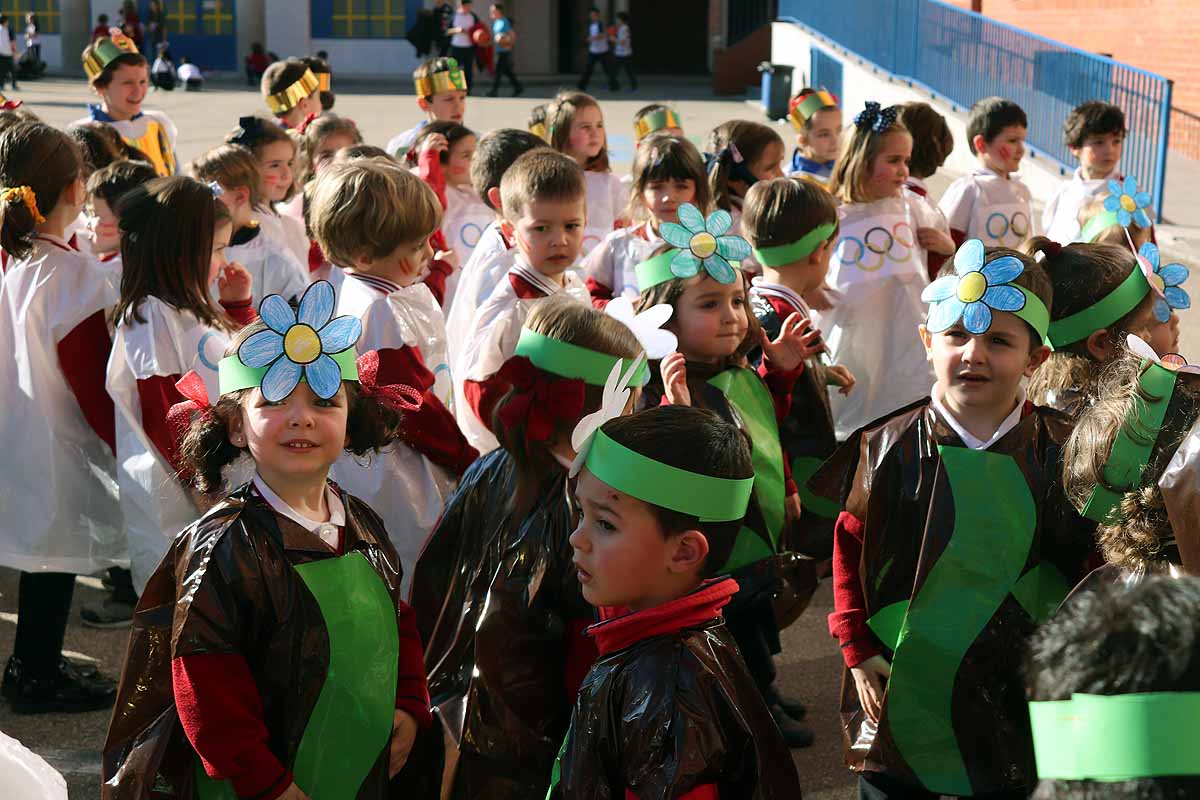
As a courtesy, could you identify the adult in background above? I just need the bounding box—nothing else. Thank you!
[0,16,18,91]
[446,0,479,93]
[487,3,522,97]
[613,11,636,91]
[578,6,617,93]
[22,13,37,66]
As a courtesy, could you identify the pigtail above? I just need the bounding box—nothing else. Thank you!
[1099,485,1173,571]
[344,384,405,456]
[706,146,736,213]
[178,396,245,493]
[0,186,39,260]
[1023,235,1064,266]
[0,121,83,260]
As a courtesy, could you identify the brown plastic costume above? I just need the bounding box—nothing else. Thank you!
[102,482,424,800]
[810,399,1095,796]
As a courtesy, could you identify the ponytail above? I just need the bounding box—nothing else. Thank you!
[0,121,82,260]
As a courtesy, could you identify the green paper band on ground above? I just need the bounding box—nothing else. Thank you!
[752,223,837,267]
[514,328,649,387]
[584,429,753,522]
[1048,267,1151,347]
[218,347,359,397]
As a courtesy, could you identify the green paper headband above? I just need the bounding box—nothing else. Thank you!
[1030,692,1200,781]
[219,347,359,396]
[634,108,682,141]
[583,428,754,522]
[514,328,650,387]
[752,222,837,267]
[1015,286,1053,347]
[1080,359,1177,522]
[637,250,744,293]
[1079,210,1121,244]
[1048,267,1151,348]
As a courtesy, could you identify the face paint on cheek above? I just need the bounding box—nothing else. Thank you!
[997,146,1011,160]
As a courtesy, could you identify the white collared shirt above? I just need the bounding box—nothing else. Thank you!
[930,387,1026,451]
[749,277,813,318]
[252,474,345,551]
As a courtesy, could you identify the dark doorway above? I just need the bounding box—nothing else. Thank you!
[632,0,709,74]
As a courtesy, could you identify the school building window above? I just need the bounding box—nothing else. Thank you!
[1,0,59,35]
[162,0,234,36]
[311,0,408,39]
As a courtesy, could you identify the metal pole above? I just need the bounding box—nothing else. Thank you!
[1155,77,1173,223]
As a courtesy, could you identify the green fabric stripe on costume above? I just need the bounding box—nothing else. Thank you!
[885,446,1036,795]
[791,456,840,519]
[545,729,571,799]
[1010,562,1070,624]
[867,601,908,651]
[709,367,786,571]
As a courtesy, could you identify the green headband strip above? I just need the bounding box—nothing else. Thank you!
[218,348,359,396]
[637,250,741,293]
[1015,285,1052,347]
[1030,693,1200,781]
[752,222,837,267]
[1079,210,1121,244]
[514,328,649,387]
[1080,361,1177,522]
[634,108,681,140]
[584,428,754,522]
[1048,267,1150,347]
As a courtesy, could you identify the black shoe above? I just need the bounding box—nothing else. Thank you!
[63,657,100,680]
[2,655,116,714]
[513,86,524,97]
[81,595,135,629]
[767,686,808,721]
[770,704,815,748]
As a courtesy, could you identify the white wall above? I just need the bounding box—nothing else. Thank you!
[312,37,421,78]
[264,0,309,61]
[39,34,63,70]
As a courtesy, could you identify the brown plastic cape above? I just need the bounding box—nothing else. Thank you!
[102,482,423,800]
[409,448,590,799]
[808,399,1096,796]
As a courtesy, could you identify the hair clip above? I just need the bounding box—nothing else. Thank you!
[229,115,266,148]
[854,101,898,133]
[207,181,224,198]
[1034,240,1062,263]
[728,141,744,163]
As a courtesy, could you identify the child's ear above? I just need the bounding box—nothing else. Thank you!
[971,133,989,156]
[499,217,515,240]
[918,324,934,358]
[233,185,251,209]
[1085,328,1114,362]
[1024,344,1052,377]
[227,408,247,448]
[417,96,431,113]
[1068,145,1082,160]
[668,529,710,575]
[807,238,834,265]
[486,186,502,212]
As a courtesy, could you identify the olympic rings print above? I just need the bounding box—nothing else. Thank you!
[984,211,1030,247]
[458,222,484,249]
[197,332,222,372]
[837,221,915,272]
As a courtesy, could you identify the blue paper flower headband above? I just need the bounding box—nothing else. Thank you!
[635,202,752,291]
[1080,175,1153,243]
[1139,242,1191,323]
[854,101,899,133]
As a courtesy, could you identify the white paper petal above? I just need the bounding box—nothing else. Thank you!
[1126,334,1160,362]
[604,299,677,360]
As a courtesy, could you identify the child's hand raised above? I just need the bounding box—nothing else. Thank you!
[759,313,823,372]
[826,364,857,395]
[850,654,891,724]
[217,261,252,304]
[388,710,419,778]
[276,783,311,800]
[660,352,691,407]
[916,226,956,257]
[417,133,449,160]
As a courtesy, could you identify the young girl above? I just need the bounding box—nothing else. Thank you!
[583,132,709,306]
[190,143,308,303]
[103,282,433,797]
[0,121,122,712]
[299,112,362,186]
[821,101,933,438]
[411,296,645,798]
[632,102,683,143]
[1027,237,1185,416]
[547,90,627,256]
[632,207,820,747]
[226,115,309,267]
[898,101,956,280]
[787,88,842,187]
[706,119,786,220]
[107,176,256,594]
[1076,177,1153,247]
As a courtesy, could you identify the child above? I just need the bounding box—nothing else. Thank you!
[150,42,174,91]
[1043,101,1128,244]
[547,90,627,256]
[529,102,548,140]
[0,121,121,713]
[103,282,433,797]
[411,296,645,798]
[818,239,1094,798]
[706,119,786,220]
[898,101,956,280]
[632,102,683,143]
[1027,237,1182,416]
[299,112,361,185]
[387,56,468,158]
[456,149,591,453]
[309,157,477,589]
[245,40,269,87]
[226,115,309,267]
[1026,577,1200,797]
[106,176,256,594]
[78,28,178,177]
[176,55,202,91]
[1077,187,1153,247]
[303,54,334,110]
[787,87,841,187]
[190,143,309,303]
[743,177,855,564]
[550,405,804,797]
[260,57,321,129]
[486,2,522,97]
[939,96,1034,249]
[612,11,635,91]
[584,132,708,306]
[823,101,933,438]
[85,158,156,277]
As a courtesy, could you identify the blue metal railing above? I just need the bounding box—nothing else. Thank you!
[778,0,1173,222]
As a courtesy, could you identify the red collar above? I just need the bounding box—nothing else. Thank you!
[905,179,928,198]
[588,578,739,656]
[507,264,559,299]
[98,251,120,263]
[763,292,800,319]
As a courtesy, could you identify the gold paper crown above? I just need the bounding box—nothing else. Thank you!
[82,28,141,81]
[634,108,681,141]
[789,90,839,132]
[266,68,320,114]
[414,58,468,98]
[317,72,331,92]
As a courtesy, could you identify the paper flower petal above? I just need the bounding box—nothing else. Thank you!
[1159,262,1189,288]
[921,275,959,303]
[705,209,733,237]
[1134,208,1152,229]
[676,204,706,235]
[568,355,645,477]
[670,248,701,278]
[259,294,296,334]
[298,280,335,330]
[1108,179,1124,197]
[605,298,678,359]
[702,255,737,284]
[1122,175,1137,196]
[980,255,1023,285]
[260,357,303,402]
[1134,191,1152,209]
[318,315,362,353]
[1153,297,1172,323]
[926,297,965,332]
[953,239,985,275]
[961,301,992,334]
[659,221,693,249]
[1116,208,1131,227]
[1165,286,1190,311]
[1126,334,1159,362]
[1104,195,1121,213]
[1139,242,1160,270]
[304,353,343,400]
[982,284,1026,312]
[239,329,285,368]
[716,234,752,263]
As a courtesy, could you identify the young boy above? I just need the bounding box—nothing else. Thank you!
[899,102,956,280]
[456,148,590,453]
[1027,576,1200,797]
[85,158,156,279]
[260,57,322,129]
[311,158,478,588]
[632,103,683,143]
[1043,101,1128,243]
[387,56,468,158]
[550,405,803,797]
[787,88,842,188]
[939,97,1035,250]
[816,240,1095,799]
[77,29,178,177]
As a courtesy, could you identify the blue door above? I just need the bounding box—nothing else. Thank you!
[141,0,236,72]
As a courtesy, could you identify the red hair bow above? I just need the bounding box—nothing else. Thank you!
[356,350,423,412]
[495,356,586,442]
[166,370,214,440]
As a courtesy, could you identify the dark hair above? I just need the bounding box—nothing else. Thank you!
[600,405,753,576]
[705,120,784,211]
[1026,576,1200,798]
[967,97,1027,153]
[84,48,147,89]
[86,159,157,209]
[0,106,39,134]
[412,57,464,100]
[0,122,84,260]
[627,133,709,222]
[616,11,629,22]
[66,121,128,174]
[336,144,393,162]
[409,119,474,167]
[225,114,295,159]
[250,41,264,55]
[261,58,313,115]
[299,112,362,183]
[742,176,839,252]
[471,128,545,209]
[179,322,404,493]
[113,176,227,330]
[1064,101,1126,150]
[302,55,334,111]
[98,13,108,23]
[898,102,953,179]
[548,90,611,172]
[499,149,587,221]
[492,2,505,10]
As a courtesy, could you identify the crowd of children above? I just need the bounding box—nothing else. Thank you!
[0,25,1195,800]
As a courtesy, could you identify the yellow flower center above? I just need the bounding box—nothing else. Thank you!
[957,271,987,304]
[284,324,322,364]
[690,231,717,259]
[1120,194,1138,213]
[1150,273,1165,294]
